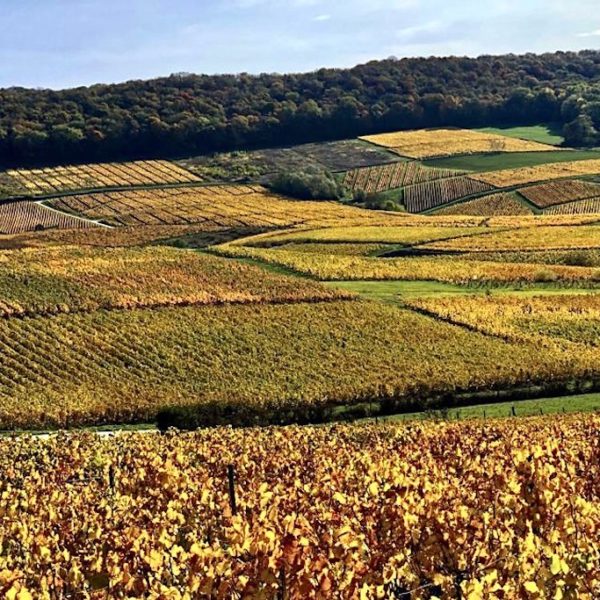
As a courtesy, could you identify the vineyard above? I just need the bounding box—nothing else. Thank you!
[0,300,591,429]
[359,128,558,158]
[248,225,491,247]
[423,224,600,252]
[545,197,600,215]
[1,415,598,598]
[472,159,600,187]
[342,161,461,194]
[4,160,200,196]
[402,177,494,212]
[403,293,600,347]
[0,200,100,234]
[45,185,406,229]
[435,193,533,216]
[518,180,600,208]
[215,244,600,285]
[0,246,349,318]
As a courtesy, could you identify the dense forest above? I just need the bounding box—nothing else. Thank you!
[3,50,600,167]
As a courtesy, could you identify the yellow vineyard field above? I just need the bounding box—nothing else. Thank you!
[423,225,600,252]
[0,246,349,318]
[46,185,410,229]
[359,128,557,158]
[214,244,600,285]
[0,300,595,429]
[472,159,600,187]
[435,193,533,216]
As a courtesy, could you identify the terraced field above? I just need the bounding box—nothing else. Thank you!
[518,180,600,208]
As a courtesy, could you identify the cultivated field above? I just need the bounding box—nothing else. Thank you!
[342,162,461,194]
[403,293,600,346]
[0,200,100,234]
[423,225,600,252]
[402,176,495,212]
[518,180,600,208]
[45,185,407,229]
[215,244,600,285]
[1,300,590,429]
[545,197,600,215]
[0,246,348,317]
[3,160,200,196]
[1,415,597,598]
[435,193,533,216]
[360,128,558,158]
[472,159,600,187]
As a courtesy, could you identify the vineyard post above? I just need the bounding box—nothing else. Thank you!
[109,465,115,492]
[227,464,237,516]
[511,405,516,417]
[278,565,286,600]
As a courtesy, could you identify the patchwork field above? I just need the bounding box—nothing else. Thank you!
[360,128,558,158]
[177,140,402,182]
[45,185,406,229]
[472,159,600,187]
[1,415,597,597]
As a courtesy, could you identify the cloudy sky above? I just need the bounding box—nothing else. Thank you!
[2,0,599,89]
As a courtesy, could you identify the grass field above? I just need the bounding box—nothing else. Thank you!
[382,392,600,422]
[474,123,565,146]
[424,149,600,172]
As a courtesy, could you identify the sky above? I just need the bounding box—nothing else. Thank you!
[1,0,600,90]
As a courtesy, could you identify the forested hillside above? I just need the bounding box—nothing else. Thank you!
[3,50,600,166]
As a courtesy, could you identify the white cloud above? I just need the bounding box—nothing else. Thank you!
[313,14,331,21]
[576,29,600,38]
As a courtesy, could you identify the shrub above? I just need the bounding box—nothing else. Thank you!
[270,167,345,200]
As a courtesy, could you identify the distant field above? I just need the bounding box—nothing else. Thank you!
[472,159,600,187]
[474,124,564,146]
[360,128,558,159]
[404,293,600,347]
[424,150,600,172]
[216,244,600,286]
[2,160,200,196]
[248,225,491,246]
[177,140,402,182]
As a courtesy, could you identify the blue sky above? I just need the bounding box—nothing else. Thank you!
[2,0,599,89]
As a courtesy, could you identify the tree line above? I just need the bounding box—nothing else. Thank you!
[2,50,600,167]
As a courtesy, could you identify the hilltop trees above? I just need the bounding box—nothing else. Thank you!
[3,51,600,166]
